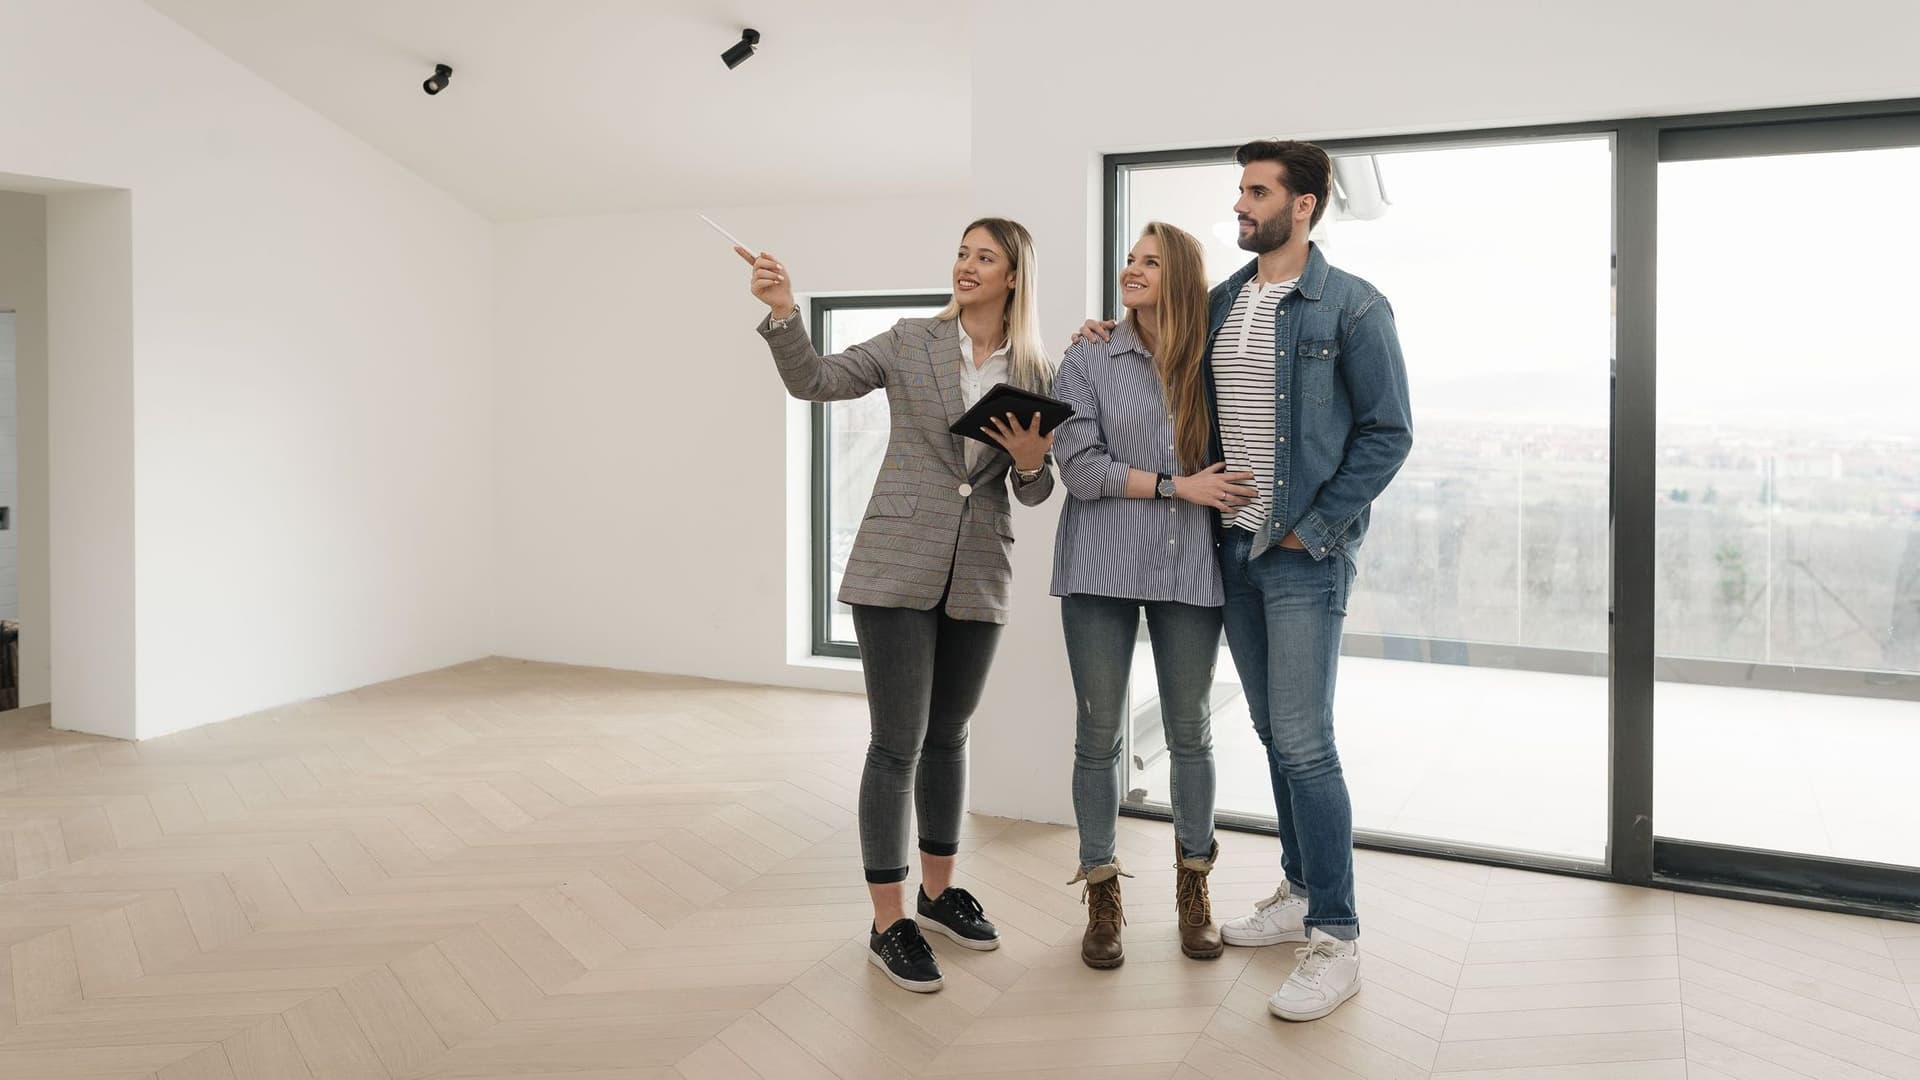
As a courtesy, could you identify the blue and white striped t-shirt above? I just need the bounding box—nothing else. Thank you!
[1213,277,1298,532]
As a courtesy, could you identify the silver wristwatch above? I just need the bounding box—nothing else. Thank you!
[768,305,800,329]
[1015,465,1044,483]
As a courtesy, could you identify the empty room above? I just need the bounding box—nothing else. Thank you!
[2,2,1918,1078]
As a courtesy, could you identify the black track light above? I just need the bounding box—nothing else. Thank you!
[422,63,453,96]
[721,29,760,70]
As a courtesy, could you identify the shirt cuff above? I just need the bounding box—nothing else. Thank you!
[759,308,802,335]
[1291,510,1339,560]
[1102,461,1132,498]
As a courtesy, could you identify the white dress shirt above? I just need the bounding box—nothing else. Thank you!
[955,323,1011,471]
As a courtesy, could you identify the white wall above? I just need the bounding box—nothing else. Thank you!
[0,0,495,738]
[45,191,137,739]
[963,0,1920,825]
[0,192,53,710]
[7,0,1917,763]
[493,195,967,693]
[0,313,16,621]
[0,310,14,627]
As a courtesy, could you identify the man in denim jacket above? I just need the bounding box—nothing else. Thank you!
[1208,139,1412,1022]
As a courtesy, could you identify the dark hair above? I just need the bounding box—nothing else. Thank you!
[1234,139,1333,228]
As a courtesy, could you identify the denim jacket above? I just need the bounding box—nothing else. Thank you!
[1205,242,1413,562]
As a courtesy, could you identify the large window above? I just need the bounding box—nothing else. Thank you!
[810,295,947,657]
[1654,144,1920,872]
[1109,101,1920,912]
[1120,138,1615,861]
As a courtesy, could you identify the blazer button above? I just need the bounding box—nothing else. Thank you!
[958,483,973,497]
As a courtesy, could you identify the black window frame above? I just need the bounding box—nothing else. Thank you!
[808,293,951,660]
[1105,97,1920,922]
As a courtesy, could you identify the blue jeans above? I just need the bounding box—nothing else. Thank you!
[1219,528,1360,941]
[1061,595,1221,870]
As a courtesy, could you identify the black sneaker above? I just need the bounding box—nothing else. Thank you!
[868,918,943,993]
[916,886,1001,951]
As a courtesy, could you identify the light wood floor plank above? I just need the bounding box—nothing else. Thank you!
[4,660,1916,1080]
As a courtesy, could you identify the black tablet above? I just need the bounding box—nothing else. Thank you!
[949,383,1076,448]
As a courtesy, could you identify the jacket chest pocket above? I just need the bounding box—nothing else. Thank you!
[864,492,918,520]
[1297,339,1339,407]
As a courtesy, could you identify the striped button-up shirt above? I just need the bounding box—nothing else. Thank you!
[1048,320,1224,606]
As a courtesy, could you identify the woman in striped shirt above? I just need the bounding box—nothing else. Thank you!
[1050,223,1258,969]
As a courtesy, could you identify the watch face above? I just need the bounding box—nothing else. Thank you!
[1158,478,1177,498]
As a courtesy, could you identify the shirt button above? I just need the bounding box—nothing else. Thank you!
[1278,436,1287,443]
[958,483,972,497]
[1169,538,1176,546]
[1279,394,1287,401]
[1279,350,1287,357]
[1277,480,1285,487]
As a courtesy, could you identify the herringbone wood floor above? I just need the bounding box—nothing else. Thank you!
[3,659,1917,1079]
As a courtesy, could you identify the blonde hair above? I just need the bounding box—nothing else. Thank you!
[1131,222,1211,473]
[937,217,1052,394]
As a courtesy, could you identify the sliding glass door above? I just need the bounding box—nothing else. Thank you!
[1107,100,1920,910]
[1652,138,1920,888]
[1117,136,1615,863]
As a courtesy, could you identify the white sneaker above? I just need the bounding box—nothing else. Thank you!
[1267,929,1361,1022]
[1220,882,1310,947]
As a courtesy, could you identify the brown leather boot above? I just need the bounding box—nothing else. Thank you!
[1176,841,1223,959]
[1072,862,1128,969]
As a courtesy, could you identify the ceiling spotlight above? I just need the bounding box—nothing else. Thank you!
[422,63,453,96]
[721,28,760,70]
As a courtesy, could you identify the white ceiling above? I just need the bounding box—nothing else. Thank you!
[143,0,972,220]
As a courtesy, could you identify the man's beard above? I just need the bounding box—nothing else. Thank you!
[1237,199,1297,253]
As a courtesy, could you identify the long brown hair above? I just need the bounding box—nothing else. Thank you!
[935,217,1053,393]
[1130,222,1210,473]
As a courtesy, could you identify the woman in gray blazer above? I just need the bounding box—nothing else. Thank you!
[738,218,1055,993]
